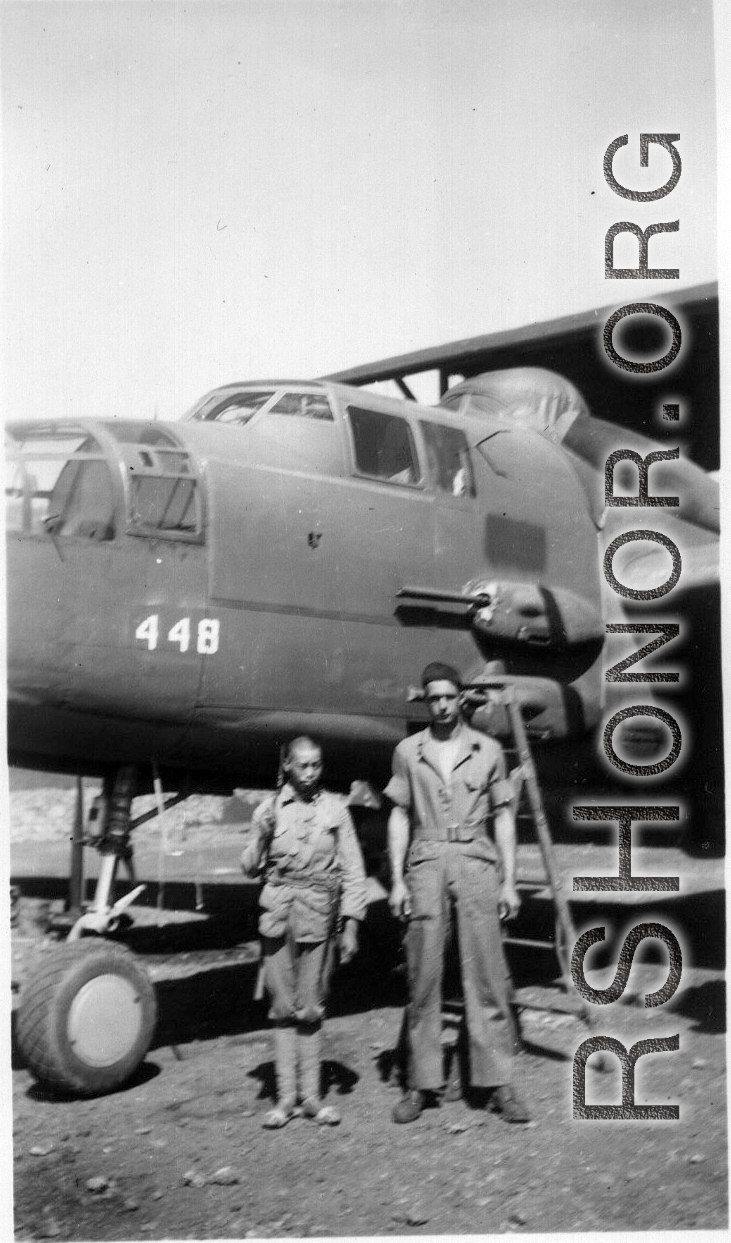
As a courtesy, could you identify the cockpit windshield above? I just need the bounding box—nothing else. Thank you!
[184,389,276,424]
[267,392,333,420]
[182,385,335,425]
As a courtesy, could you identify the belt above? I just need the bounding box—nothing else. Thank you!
[412,825,486,844]
[265,871,341,893]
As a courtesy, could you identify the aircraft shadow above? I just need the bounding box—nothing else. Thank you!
[11,884,724,1079]
[664,977,726,1035]
[144,886,725,1061]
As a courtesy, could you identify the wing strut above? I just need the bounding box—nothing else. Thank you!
[394,376,416,401]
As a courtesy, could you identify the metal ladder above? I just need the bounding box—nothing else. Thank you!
[466,682,591,1023]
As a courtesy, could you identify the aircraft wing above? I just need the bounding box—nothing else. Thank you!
[325,281,719,475]
[604,508,719,597]
[621,538,718,596]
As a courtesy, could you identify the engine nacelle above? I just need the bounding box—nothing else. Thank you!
[440,367,719,534]
[463,578,603,649]
[408,670,597,741]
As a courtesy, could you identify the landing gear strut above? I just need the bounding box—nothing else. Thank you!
[68,766,147,939]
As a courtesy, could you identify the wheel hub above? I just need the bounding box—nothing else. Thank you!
[67,973,144,1067]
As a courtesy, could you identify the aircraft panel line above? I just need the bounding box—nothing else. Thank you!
[208,596,401,627]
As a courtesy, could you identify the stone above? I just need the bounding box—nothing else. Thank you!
[86,1176,110,1194]
[210,1166,239,1185]
[37,1218,62,1239]
[182,1170,207,1188]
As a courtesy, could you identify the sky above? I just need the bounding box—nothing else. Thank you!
[2,0,719,422]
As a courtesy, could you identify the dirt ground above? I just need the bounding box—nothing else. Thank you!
[9,789,728,1240]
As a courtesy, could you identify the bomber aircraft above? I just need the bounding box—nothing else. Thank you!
[7,282,720,1096]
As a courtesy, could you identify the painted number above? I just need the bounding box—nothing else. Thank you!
[197,618,220,654]
[168,617,191,652]
[135,614,159,651]
[135,614,219,655]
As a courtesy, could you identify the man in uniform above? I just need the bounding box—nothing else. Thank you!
[385,662,530,1124]
[242,736,367,1128]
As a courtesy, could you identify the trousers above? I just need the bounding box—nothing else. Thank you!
[262,932,335,1024]
[404,842,514,1090]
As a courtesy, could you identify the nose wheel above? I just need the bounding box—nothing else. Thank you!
[15,939,157,1096]
[16,764,158,1096]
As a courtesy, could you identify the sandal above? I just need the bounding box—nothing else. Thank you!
[301,1097,341,1126]
[262,1096,297,1129]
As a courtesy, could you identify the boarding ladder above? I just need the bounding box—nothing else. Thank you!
[461,679,591,1025]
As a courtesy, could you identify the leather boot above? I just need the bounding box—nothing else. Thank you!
[442,1044,462,1102]
[392,1089,426,1124]
[488,1084,531,1123]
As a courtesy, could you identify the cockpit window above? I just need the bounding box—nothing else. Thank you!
[347,406,420,486]
[45,456,116,540]
[267,392,333,420]
[419,421,475,497]
[185,389,276,424]
[110,434,202,540]
[129,474,197,532]
[5,426,116,540]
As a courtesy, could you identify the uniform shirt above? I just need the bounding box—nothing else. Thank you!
[384,723,513,861]
[241,783,367,941]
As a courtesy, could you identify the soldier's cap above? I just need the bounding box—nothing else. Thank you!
[421,662,462,692]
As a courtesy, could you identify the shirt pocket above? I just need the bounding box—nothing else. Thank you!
[258,883,290,938]
[258,881,280,912]
[321,821,340,850]
[459,775,486,833]
[270,822,299,865]
[461,773,485,807]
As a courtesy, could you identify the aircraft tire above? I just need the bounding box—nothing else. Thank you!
[16,940,157,1097]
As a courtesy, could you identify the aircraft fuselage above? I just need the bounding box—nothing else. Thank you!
[7,380,605,790]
